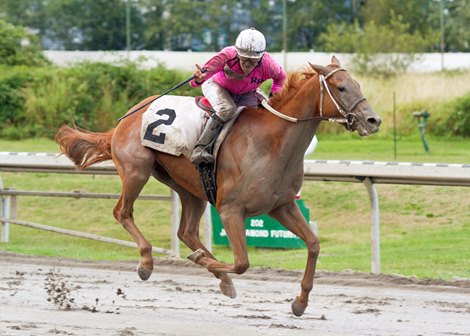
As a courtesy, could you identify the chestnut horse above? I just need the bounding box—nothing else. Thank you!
[56,56,381,316]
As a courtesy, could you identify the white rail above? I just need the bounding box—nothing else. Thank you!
[303,160,470,186]
[304,159,469,273]
[0,152,183,256]
[1,152,469,273]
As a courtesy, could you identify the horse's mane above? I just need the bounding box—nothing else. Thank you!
[269,66,317,106]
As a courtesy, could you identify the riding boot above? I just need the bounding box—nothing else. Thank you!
[190,114,225,164]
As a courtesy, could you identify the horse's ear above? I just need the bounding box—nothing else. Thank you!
[331,55,341,66]
[309,62,328,75]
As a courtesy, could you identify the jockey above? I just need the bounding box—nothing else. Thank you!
[189,27,287,164]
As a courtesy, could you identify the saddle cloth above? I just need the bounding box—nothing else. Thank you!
[141,95,242,158]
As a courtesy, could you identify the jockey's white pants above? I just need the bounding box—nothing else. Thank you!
[202,78,259,122]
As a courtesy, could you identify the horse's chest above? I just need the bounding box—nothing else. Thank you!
[237,168,302,212]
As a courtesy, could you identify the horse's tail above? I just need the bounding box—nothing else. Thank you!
[55,124,115,169]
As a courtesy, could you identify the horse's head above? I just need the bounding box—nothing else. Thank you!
[309,56,381,136]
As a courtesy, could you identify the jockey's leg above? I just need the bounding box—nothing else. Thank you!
[233,90,261,107]
[190,78,236,164]
[190,114,225,164]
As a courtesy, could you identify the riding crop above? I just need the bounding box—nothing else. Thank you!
[118,68,208,121]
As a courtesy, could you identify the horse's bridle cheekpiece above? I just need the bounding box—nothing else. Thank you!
[261,67,366,130]
[318,68,366,130]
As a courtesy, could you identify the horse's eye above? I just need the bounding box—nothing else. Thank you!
[338,86,346,92]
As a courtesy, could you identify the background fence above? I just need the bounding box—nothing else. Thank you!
[44,51,470,72]
[1,152,469,273]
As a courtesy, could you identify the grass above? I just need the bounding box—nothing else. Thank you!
[311,133,470,163]
[357,70,470,134]
[0,136,469,280]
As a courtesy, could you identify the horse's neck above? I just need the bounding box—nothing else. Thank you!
[268,76,321,157]
[277,78,318,120]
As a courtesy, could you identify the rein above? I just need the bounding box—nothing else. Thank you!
[262,67,366,129]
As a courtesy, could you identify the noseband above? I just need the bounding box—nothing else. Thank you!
[318,68,366,130]
[261,67,366,128]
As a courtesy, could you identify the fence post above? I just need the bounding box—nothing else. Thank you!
[363,177,381,274]
[10,188,17,236]
[203,203,212,253]
[0,177,3,241]
[0,178,10,243]
[171,190,180,257]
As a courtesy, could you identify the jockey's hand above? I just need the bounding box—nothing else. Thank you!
[193,64,206,84]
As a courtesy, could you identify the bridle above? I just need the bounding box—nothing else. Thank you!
[318,68,366,130]
[261,67,366,130]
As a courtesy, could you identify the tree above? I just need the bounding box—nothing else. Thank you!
[286,0,352,51]
[437,0,470,52]
[1,0,146,50]
[1,0,467,53]
[0,0,48,36]
[0,19,49,66]
[360,0,432,37]
[361,0,470,52]
[319,15,437,75]
[44,0,133,50]
[139,0,166,50]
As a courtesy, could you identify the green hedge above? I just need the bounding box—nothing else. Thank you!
[0,62,199,139]
[433,92,470,138]
[1,62,469,140]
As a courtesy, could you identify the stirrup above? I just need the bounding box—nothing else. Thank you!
[191,146,215,164]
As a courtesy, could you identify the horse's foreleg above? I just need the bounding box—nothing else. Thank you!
[269,201,320,317]
[202,210,249,275]
[176,192,236,298]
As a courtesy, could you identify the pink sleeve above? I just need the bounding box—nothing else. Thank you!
[270,66,286,93]
[262,53,286,93]
[189,47,234,87]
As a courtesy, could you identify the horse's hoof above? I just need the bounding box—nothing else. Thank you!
[220,281,237,299]
[187,248,205,263]
[291,297,307,317]
[136,261,153,281]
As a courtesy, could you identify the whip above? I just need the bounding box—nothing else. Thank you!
[118,69,207,121]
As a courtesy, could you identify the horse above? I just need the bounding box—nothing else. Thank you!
[55,56,381,317]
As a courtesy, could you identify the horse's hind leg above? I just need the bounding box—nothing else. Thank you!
[113,149,154,281]
[173,189,236,298]
[269,201,320,317]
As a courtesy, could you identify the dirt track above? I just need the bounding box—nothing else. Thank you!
[1,251,469,336]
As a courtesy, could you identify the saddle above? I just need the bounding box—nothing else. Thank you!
[193,96,245,206]
[195,96,215,115]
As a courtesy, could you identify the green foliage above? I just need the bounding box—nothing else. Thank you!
[1,61,469,140]
[0,66,50,126]
[359,0,433,38]
[431,0,470,52]
[0,62,198,139]
[1,0,469,53]
[319,16,437,75]
[0,19,49,66]
[434,93,470,137]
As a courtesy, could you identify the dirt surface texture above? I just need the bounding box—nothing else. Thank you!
[1,251,469,336]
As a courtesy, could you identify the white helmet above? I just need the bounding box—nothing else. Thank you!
[235,28,266,59]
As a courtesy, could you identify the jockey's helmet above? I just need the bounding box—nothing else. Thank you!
[235,28,266,59]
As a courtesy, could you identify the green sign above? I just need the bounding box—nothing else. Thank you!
[211,199,309,249]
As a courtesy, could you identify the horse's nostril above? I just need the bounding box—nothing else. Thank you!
[367,116,382,127]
